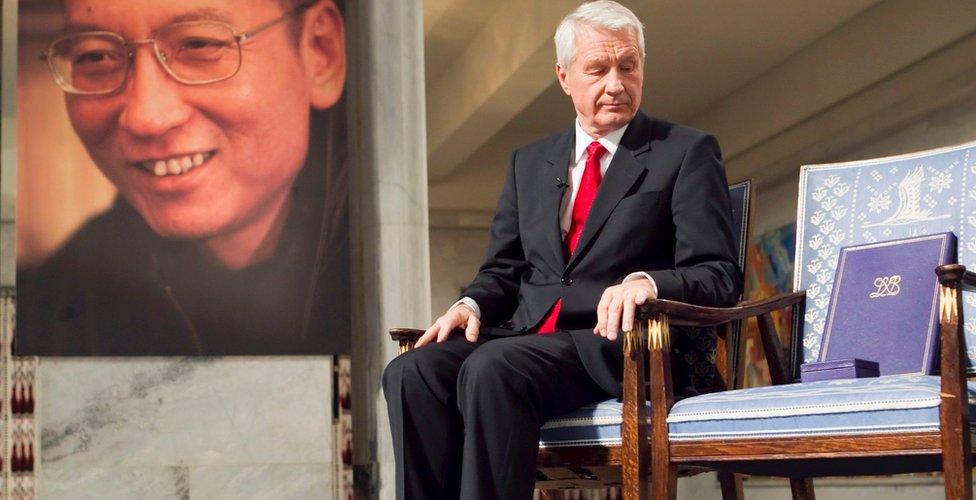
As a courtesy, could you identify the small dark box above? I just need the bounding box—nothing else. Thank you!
[800,358,880,383]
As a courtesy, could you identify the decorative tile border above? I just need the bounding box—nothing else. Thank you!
[333,355,352,500]
[2,290,36,499]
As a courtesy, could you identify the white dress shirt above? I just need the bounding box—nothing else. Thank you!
[454,118,657,321]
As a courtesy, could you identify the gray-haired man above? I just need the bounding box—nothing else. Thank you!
[383,2,740,497]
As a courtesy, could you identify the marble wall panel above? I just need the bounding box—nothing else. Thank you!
[188,464,332,500]
[37,358,334,499]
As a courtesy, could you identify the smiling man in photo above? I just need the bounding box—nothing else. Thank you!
[17,0,349,355]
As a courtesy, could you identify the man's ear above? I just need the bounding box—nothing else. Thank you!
[300,0,346,110]
[555,63,571,95]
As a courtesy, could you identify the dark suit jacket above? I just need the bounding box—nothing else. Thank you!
[462,111,741,397]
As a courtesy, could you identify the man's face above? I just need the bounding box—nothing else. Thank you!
[62,0,330,241]
[557,24,643,137]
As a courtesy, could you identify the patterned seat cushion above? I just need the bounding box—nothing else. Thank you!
[539,374,976,447]
[668,374,976,441]
[539,399,649,448]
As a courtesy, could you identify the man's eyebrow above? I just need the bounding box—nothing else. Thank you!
[582,54,611,67]
[62,8,236,35]
[63,22,106,34]
[166,8,236,26]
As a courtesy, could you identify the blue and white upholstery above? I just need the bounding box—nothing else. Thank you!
[539,374,976,448]
[668,141,976,449]
[540,399,646,448]
[794,141,976,370]
[668,374,976,441]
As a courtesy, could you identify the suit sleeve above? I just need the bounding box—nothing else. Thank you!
[646,134,742,307]
[459,150,529,327]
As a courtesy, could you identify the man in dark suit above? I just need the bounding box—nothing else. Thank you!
[383,1,740,498]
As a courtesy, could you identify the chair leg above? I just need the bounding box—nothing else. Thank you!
[718,472,743,500]
[622,323,650,500]
[649,463,677,500]
[942,445,974,500]
[936,278,973,500]
[648,314,676,500]
[789,477,815,500]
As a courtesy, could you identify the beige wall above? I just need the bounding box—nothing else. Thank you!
[429,225,488,317]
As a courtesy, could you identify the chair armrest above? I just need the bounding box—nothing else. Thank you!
[636,291,806,327]
[938,264,976,287]
[389,328,424,343]
[389,328,424,353]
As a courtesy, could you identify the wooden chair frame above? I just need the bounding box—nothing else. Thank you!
[637,264,975,500]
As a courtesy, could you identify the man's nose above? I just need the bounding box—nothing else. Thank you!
[118,48,193,138]
[605,69,624,95]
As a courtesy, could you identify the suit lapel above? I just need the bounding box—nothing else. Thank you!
[542,129,575,268]
[565,113,653,271]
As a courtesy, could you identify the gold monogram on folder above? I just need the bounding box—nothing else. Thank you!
[869,275,901,298]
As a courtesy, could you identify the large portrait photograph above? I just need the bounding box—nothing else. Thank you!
[16,0,350,356]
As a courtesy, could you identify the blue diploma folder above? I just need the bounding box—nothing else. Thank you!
[819,232,956,376]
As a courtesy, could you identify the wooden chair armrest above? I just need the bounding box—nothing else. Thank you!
[938,263,976,287]
[389,328,424,353]
[636,291,806,327]
[389,328,424,343]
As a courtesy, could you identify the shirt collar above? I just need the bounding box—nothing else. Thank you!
[573,119,629,163]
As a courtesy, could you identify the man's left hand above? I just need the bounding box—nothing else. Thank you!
[594,278,657,340]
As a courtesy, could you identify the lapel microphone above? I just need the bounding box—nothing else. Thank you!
[555,178,570,190]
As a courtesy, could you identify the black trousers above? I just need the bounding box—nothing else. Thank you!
[382,331,611,499]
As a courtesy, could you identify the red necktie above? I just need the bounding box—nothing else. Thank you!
[537,141,607,334]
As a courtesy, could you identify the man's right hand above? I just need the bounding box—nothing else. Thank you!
[415,304,481,347]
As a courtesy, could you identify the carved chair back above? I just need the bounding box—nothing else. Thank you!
[793,141,976,375]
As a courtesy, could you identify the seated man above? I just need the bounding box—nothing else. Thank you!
[382,1,741,498]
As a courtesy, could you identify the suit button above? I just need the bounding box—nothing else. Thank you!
[561,277,573,286]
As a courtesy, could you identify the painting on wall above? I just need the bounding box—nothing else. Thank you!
[743,222,796,388]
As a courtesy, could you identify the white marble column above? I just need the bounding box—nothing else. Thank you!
[345,1,430,498]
